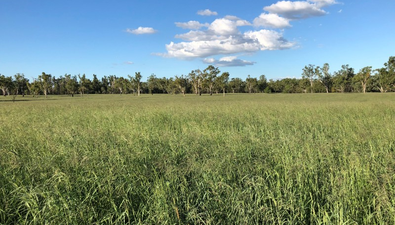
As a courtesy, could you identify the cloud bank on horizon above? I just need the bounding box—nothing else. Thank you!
[131,0,337,67]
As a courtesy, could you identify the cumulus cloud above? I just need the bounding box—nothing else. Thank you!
[161,28,294,59]
[175,21,209,30]
[126,27,157,35]
[253,13,291,28]
[197,9,218,16]
[203,56,255,67]
[158,15,295,59]
[264,0,336,19]
[264,1,325,19]
[208,18,250,36]
[157,0,337,66]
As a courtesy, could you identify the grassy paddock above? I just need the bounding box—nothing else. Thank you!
[1,93,395,224]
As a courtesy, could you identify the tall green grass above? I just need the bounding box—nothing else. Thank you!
[1,93,395,224]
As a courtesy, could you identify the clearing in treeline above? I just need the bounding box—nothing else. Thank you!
[1,93,395,224]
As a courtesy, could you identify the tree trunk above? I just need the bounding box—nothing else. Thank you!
[362,83,366,93]
[223,88,225,97]
[379,86,384,93]
[310,80,314,93]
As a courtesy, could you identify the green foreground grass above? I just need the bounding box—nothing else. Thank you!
[1,93,395,224]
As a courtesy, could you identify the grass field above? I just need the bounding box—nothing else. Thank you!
[1,93,395,224]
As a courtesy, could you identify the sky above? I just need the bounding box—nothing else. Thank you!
[1,0,394,81]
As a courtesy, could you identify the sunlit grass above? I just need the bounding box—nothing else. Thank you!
[1,93,395,224]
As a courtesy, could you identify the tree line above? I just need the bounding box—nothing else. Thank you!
[1,56,394,98]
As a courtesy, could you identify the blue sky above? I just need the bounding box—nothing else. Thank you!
[1,0,394,81]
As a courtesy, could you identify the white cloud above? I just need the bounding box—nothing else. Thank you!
[157,0,337,66]
[338,9,342,13]
[175,17,251,41]
[161,28,294,59]
[126,27,157,35]
[175,21,209,30]
[308,0,337,7]
[203,56,255,67]
[264,1,327,19]
[197,9,218,16]
[208,18,250,36]
[124,61,134,65]
[253,13,291,28]
[175,30,217,41]
[244,30,295,50]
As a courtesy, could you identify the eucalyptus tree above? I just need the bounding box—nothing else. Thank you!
[333,65,355,93]
[355,66,372,93]
[373,68,389,93]
[202,65,220,95]
[114,77,129,95]
[92,74,102,94]
[38,72,52,98]
[229,77,244,93]
[245,75,258,93]
[101,76,109,94]
[302,64,316,93]
[258,75,268,93]
[147,74,159,95]
[188,69,202,95]
[385,56,395,90]
[108,75,117,94]
[129,72,142,96]
[316,63,333,93]
[52,76,66,95]
[216,72,230,96]
[65,74,78,97]
[28,79,42,97]
[14,73,28,96]
[0,74,13,96]
[78,74,90,96]
[175,75,188,96]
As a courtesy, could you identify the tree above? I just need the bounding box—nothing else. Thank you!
[258,75,268,93]
[65,74,78,97]
[302,64,316,93]
[384,56,395,91]
[14,73,28,97]
[299,78,310,93]
[245,75,258,93]
[202,65,220,95]
[229,78,244,93]
[216,72,230,96]
[114,77,129,95]
[38,72,52,98]
[147,74,159,95]
[333,65,355,93]
[188,70,202,95]
[129,72,142,96]
[317,63,333,93]
[28,79,42,97]
[355,66,372,93]
[174,75,188,96]
[78,74,90,96]
[372,68,387,93]
[92,74,102,94]
[0,74,13,96]
[52,76,67,95]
